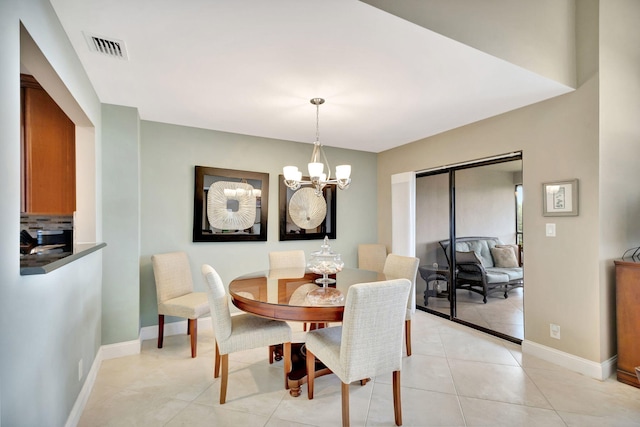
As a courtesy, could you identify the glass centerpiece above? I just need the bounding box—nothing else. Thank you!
[306,236,345,305]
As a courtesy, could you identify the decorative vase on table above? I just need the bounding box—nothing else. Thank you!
[306,236,345,305]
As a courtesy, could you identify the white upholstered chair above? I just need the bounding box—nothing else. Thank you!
[383,254,420,356]
[269,250,306,270]
[151,251,210,358]
[201,264,292,404]
[357,244,387,273]
[269,249,313,330]
[305,279,411,427]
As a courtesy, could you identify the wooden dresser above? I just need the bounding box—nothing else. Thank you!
[614,259,640,388]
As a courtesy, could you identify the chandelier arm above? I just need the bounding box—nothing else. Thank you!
[282,97,351,196]
[321,145,332,182]
[310,142,321,164]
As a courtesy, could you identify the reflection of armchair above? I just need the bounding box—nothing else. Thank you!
[439,237,523,303]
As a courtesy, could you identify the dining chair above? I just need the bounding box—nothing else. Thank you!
[305,279,411,427]
[383,253,420,356]
[268,249,314,331]
[201,264,292,404]
[151,251,210,358]
[357,243,387,273]
[269,249,306,270]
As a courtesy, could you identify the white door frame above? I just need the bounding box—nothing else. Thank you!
[391,171,417,314]
[391,171,416,257]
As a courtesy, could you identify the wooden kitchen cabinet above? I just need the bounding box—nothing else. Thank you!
[21,74,75,214]
[614,259,640,388]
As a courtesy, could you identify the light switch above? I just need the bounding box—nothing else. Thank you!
[546,223,556,237]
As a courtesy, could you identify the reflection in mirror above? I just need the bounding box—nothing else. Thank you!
[415,172,451,315]
[453,160,524,340]
[416,158,524,342]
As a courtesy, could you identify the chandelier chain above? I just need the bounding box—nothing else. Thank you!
[315,101,320,144]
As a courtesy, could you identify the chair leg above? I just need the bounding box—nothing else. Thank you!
[283,342,291,390]
[341,382,350,427]
[214,342,220,378]
[405,319,412,356]
[157,315,164,348]
[392,370,402,426]
[189,318,197,358]
[269,345,274,364]
[220,353,228,404]
[306,349,316,399]
[303,322,307,331]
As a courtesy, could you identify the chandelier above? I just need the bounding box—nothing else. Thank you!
[283,98,351,196]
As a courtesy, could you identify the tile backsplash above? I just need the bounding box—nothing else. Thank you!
[20,213,73,237]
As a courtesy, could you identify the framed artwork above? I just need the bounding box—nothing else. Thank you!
[542,179,578,217]
[279,174,336,241]
[193,166,268,242]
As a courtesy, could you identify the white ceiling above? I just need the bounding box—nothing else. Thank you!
[49,0,572,153]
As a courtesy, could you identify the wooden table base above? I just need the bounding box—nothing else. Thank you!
[274,343,370,397]
[285,343,331,397]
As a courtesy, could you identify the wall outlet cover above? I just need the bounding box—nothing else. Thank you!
[550,323,561,339]
[546,223,556,237]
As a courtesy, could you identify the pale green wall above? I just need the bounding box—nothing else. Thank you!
[102,104,141,344]
[0,0,103,425]
[138,120,378,328]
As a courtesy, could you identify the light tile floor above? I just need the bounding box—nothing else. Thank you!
[79,312,640,426]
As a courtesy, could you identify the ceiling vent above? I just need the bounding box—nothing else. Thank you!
[83,32,128,60]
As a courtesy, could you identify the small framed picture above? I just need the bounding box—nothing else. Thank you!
[542,179,578,217]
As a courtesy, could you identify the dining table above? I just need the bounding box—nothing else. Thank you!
[228,266,388,396]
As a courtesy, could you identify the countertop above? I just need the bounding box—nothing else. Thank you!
[20,242,107,275]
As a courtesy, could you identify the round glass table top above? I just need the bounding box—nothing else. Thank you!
[228,267,387,322]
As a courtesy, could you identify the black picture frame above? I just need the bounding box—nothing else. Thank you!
[279,174,336,241]
[193,166,268,242]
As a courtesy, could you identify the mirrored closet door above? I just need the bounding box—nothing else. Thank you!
[415,157,524,342]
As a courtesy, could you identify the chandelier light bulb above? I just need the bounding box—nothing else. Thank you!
[283,166,300,181]
[308,162,324,178]
[335,165,351,180]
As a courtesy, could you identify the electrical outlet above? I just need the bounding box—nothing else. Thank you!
[78,358,83,381]
[550,323,561,339]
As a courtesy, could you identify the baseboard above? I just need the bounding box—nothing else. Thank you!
[66,338,141,426]
[65,346,105,427]
[522,339,617,381]
[66,318,213,427]
[66,338,143,427]
[100,337,142,360]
